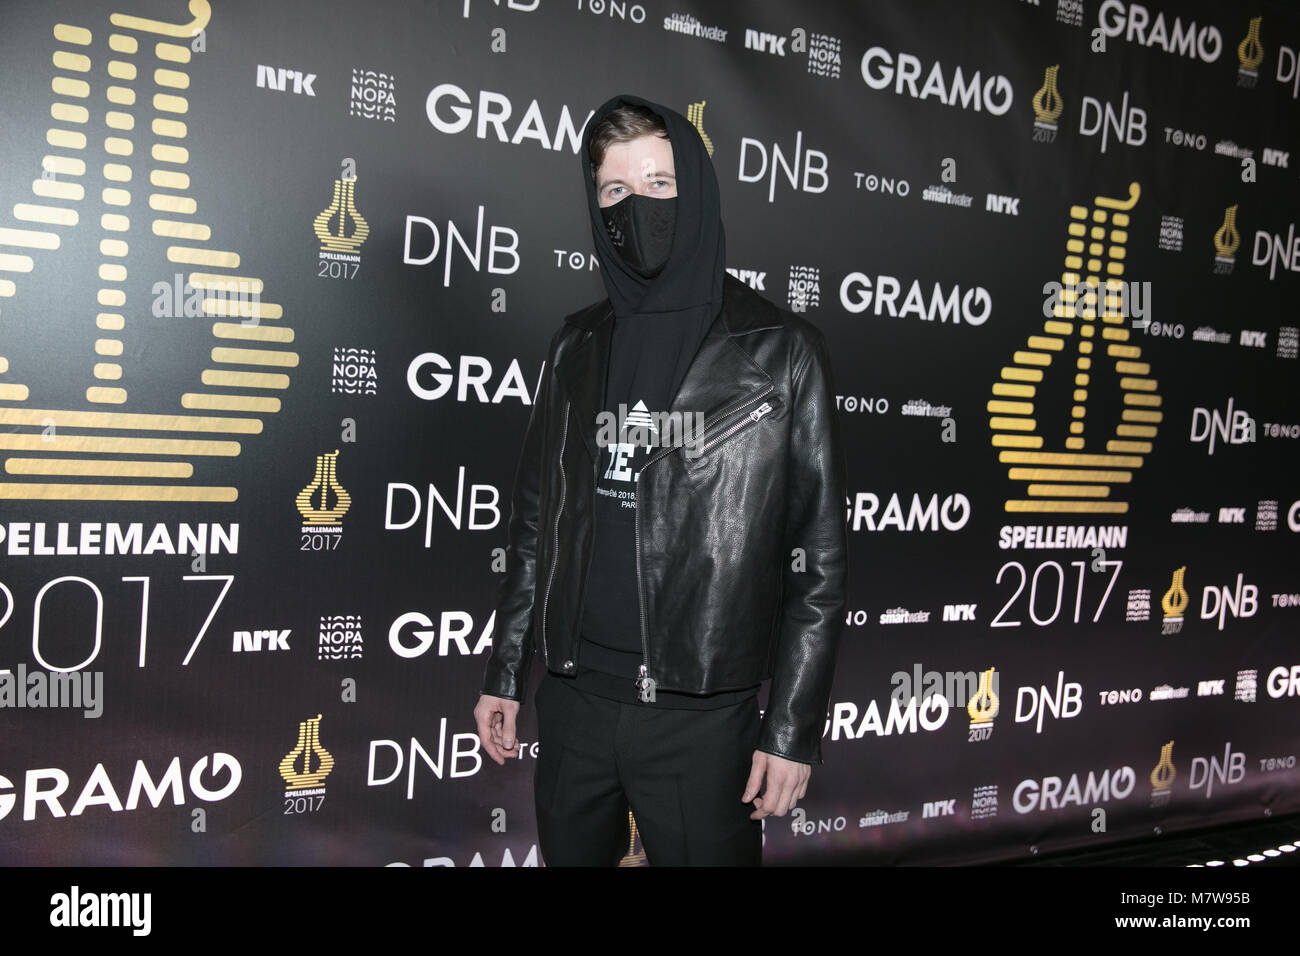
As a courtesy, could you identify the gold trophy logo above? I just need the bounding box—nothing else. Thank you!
[989,182,1160,514]
[967,667,1000,725]
[1213,204,1240,273]
[686,100,714,157]
[1237,17,1264,85]
[279,714,335,791]
[618,810,648,866]
[1150,740,1176,805]
[0,2,298,502]
[296,448,350,527]
[1160,565,1189,634]
[1031,65,1064,141]
[314,174,369,256]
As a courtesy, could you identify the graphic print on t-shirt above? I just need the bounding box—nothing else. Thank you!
[598,399,659,508]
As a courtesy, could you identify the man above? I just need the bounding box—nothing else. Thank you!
[473,93,847,866]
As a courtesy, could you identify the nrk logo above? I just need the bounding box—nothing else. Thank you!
[406,352,538,404]
[744,27,787,56]
[1197,679,1225,697]
[985,193,1020,216]
[0,753,242,822]
[389,610,493,659]
[921,798,957,818]
[1218,506,1247,524]
[1014,671,1082,734]
[232,628,290,653]
[256,64,316,96]
[1013,765,1136,814]
[943,602,977,622]
[1150,740,1176,807]
[1189,742,1246,799]
[726,266,766,291]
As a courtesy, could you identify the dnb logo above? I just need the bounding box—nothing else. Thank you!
[0,2,295,503]
[989,183,1161,516]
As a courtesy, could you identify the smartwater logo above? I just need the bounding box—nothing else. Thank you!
[50,886,151,936]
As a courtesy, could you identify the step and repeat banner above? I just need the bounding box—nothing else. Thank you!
[0,0,1297,866]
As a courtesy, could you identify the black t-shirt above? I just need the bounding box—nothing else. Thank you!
[574,313,758,709]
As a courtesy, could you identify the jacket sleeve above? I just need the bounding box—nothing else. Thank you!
[757,323,848,765]
[480,329,558,704]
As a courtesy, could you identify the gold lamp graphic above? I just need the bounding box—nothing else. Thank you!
[1032,65,1064,132]
[686,100,714,158]
[618,811,648,866]
[989,182,1161,514]
[1150,740,1176,792]
[1238,17,1264,79]
[313,175,369,256]
[1161,565,1189,623]
[967,667,1000,725]
[1214,205,1240,264]
[295,449,350,526]
[0,1,298,503]
[279,714,335,790]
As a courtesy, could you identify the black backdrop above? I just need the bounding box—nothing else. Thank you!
[0,0,1297,865]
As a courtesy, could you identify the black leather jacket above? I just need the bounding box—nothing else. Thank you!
[482,274,848,764]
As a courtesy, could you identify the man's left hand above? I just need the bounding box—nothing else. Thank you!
[743,750,811,820]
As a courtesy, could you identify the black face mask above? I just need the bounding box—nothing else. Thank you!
[601,193,676,279]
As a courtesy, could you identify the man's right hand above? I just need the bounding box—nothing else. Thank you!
[474,694,521,765]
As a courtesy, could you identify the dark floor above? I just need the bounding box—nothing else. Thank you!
[1008,812,1300,866]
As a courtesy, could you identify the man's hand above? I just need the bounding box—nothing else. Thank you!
[743,749,811,820]
[474,693,521,765]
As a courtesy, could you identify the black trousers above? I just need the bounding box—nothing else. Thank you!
[533,672,763,866]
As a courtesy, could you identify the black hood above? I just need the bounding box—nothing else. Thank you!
[579,93,727,402]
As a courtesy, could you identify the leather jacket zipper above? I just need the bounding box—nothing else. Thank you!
[539,397,570,667]
[632,382,775,702]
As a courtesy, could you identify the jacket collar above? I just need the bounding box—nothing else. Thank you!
[555,275,786,463]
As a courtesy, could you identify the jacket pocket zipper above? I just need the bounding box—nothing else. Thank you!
[632,384,776,701]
